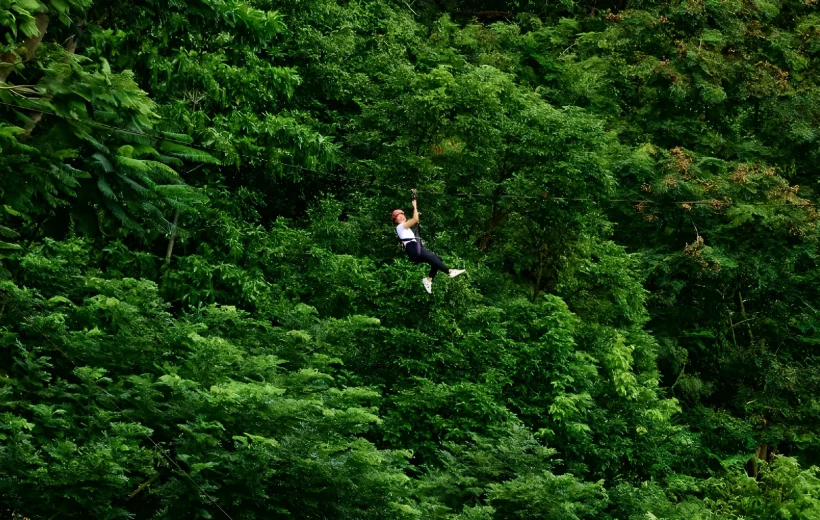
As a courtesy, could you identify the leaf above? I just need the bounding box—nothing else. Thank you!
[141,201,165,221]
[115,155,152,173]
[92,153,114,173]
[103,198,142,232]
[48,296,74,306]
[0,226,19,238]
[73,128,111,154]
[0,125,25,140]
[52,163,89,185]
[155,184,208,203]
[190,462,218,475]
[144,160,181,182]
[159,131,194,144]
[97,178,118,200]
[17,12,38,39]
[2,205,22,217]
[50,0,69,15]
[117,174,151,196]
[244,433,279,447]
[156,154,184,168]
[117,145,134,158]
[160,141,221,164]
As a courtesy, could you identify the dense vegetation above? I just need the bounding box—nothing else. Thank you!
[2,0,820,517]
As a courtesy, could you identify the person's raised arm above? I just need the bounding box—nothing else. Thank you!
[403,199,420,228]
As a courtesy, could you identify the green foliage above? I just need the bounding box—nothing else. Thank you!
[0,1,217,238]
[1,243,415,518]
[2,0,820,517]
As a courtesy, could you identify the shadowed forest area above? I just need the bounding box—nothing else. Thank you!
[2,0,820,518]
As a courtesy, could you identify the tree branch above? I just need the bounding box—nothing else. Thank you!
[164,210,181,263]
[127,474,160,500]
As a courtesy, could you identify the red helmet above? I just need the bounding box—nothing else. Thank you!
[391,209,405,222]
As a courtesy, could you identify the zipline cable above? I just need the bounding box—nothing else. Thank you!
[0,99,815,209]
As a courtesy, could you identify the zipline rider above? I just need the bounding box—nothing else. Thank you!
[392,198,465,293]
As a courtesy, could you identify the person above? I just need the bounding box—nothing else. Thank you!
[392,199,465,293]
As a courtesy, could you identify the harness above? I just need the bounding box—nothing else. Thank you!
[396,224,424,257]
[397,232,418,250]
[398,234,422,264]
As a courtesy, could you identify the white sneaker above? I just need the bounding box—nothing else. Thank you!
[449,269,466,278]
[422,277,432,293]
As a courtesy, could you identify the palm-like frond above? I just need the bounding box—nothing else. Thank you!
[117,173,153,197]
[92,153,114,173]
[160,141,221,164]
[103,198,141,233]
[97,177,118,200]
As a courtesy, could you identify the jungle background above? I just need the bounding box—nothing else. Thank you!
[2,0,820,518]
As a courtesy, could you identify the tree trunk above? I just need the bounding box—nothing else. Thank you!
[532,243,549,302]
[738,291,754,345]
[746,416,770,478]
[746,443,769,479]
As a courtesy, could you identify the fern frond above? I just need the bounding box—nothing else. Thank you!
[144,160,181,183]
[50,164,82,188]
[117,174,152,197]
[129,170,158,190]
[0,240,22,250]
[103,198,143,234]
[161,198,194,212]
[115,155,152,173]
[118,145,135,157]
[110,128,153,145]
[0,225,20,238]
[160,141,221,164]
[156,154,184,168]
[132,145,160,158]
[159,131,194,144]
[92,153,114,173]
[2,206,22,217]
[97,178,118,200]
[73,128,111,154]
[155,184,209,203]
[141,201,166,221]
[56,163,91,179]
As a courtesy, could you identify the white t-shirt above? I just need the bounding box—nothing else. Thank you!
[396,223,416,242]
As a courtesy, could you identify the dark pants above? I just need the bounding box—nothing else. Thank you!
[406,241,450,279]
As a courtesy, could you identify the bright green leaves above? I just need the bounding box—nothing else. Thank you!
[203,0,286,39]
[558,235,648,327]
[485,472,607,520]
[87,0,322,188]
[603,334,640,399]
[0,200,23,261]
[0,6,219,239]
[0,247,416,518]
[619,456,820,520]
[4,0,820,517]
[0,0,46,40]
[750,457,820,518]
